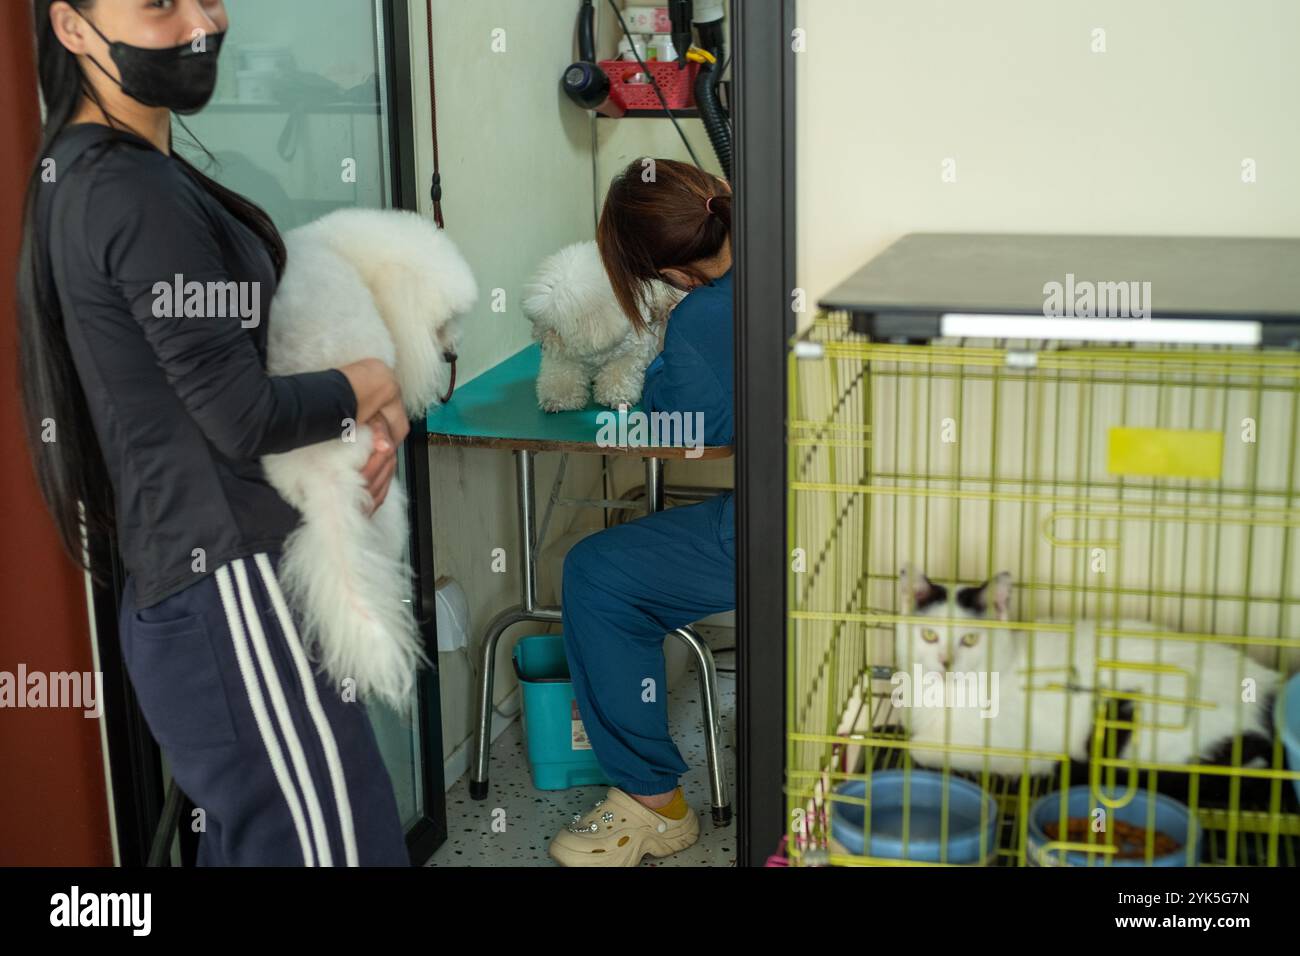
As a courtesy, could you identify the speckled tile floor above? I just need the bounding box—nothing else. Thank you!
[428,626,737,867]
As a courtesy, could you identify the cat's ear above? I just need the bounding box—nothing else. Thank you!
[899,565,944,611]
[958,572,1014,620]
[990,572,1013,620]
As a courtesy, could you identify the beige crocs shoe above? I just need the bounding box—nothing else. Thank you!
[548,787,700,867]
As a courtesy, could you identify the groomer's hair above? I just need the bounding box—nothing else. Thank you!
[596,158,730,334]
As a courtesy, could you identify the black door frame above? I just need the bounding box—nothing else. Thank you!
[382,0,450,865]
[94,0,447,867]
[732,0,796,867]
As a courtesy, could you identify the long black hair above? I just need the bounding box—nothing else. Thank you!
[18,0,287,580]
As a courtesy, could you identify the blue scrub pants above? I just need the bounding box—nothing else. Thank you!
[560,491,735,795]
[118,550,409,866]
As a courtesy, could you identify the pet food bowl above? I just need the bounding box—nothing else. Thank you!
[1027,786,1199,866]
[829,770,999,864]
[1277,672,1300,803]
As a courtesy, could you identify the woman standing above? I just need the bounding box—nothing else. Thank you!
[18,0,408,865]
[549,158,735,867]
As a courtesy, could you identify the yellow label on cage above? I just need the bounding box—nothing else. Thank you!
[1107,427,1223,479]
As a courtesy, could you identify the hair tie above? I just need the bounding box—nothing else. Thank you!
[705,195,716,216]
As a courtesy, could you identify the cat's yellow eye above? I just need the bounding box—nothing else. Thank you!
[960,632,979,647]
[921,629,940,644]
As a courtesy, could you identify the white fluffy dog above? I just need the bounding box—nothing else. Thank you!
[262,208,477,710]
[522,240,681,412]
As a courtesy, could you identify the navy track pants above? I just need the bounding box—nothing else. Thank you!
[118,551,408,866]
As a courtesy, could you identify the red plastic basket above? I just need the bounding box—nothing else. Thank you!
[600,59,701,112]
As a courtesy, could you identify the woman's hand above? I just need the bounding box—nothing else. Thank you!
[360,406,409,514]
[340,358,402,426]
[374,396,410,452]
[341,360,410,513]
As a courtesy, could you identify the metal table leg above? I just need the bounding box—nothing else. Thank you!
[470,449,560,799]
[645,458,733,827]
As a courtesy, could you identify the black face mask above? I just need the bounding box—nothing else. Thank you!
[76,12,225,115]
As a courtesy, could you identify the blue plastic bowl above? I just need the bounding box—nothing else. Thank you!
[1027,786,1199,866]
[1277,672,1300,804]
[829,770,999,864]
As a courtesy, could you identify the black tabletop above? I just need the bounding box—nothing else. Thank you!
[819,234,1300,338]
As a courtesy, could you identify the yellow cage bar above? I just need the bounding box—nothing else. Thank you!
[786,313,1300,867]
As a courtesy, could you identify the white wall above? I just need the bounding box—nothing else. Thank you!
[796,0,1300,314]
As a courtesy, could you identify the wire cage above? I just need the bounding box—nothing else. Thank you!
[786,312,1300,867]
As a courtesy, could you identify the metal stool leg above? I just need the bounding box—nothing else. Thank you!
[670,624,732,826]
[470,449,563,799]
[471,604,560,798]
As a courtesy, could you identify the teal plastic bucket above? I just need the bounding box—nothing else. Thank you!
[512,635,611,791]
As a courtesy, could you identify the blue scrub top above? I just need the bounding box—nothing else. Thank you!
[642,266,734,446]
[641,267,735,537]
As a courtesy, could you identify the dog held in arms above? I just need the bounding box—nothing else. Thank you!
[262,208,477,709]
[522,240,682,412]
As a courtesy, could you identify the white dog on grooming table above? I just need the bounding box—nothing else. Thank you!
[522,240,681,412]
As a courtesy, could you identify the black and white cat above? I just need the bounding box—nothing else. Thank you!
[891,567,1283,784]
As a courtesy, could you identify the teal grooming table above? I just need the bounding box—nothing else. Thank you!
[427,342,732,459]
[425,342,734,825]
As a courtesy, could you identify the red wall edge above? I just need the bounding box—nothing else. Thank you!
[0,2,114,866]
